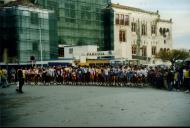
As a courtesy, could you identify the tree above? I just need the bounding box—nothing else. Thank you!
[156,49,190,66]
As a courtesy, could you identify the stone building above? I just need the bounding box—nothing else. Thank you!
[104,3,173,64]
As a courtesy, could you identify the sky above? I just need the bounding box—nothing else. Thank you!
[112,0,190,50]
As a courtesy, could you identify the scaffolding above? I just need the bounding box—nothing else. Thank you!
[36,0,111,51]
[0,2,58,63]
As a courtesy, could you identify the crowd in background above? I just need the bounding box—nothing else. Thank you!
[0,64,190,92]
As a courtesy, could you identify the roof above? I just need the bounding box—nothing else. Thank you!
[64,45,98,48]
[110,3,159,15]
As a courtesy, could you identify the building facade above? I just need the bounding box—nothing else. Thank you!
[105,3,173,64]
[0,1,173,65]
[0,1,58,63]
[36,0,111,51]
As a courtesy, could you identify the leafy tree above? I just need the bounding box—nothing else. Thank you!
[156,49,190,66]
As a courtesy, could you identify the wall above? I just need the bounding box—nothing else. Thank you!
[64,45,98,60]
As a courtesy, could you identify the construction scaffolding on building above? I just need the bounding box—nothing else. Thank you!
[0,0,58,63]
[36,0,111,51]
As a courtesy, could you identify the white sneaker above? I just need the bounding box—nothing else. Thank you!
[185,90,190,93]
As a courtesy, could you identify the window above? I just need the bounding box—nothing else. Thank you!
[142,46,147,56]
[164,40,166,44]
[119,30,126,42]
[116,14,119,25]
[124,15,129,25]
[132,45,137,55]
[160,28,168,37]
[152,46,156,55]
[163,28,166,37]
[131,22,136,32]
[151,25,156,35]
[159,28,163,35]
[116,14,129,26]
[120,14,124,25]
[69,48,73,54]
[59,48,64,57]
[31,12,39,25]
[141,24,146,35]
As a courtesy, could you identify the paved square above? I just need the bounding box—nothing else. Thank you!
[1,85,190,127]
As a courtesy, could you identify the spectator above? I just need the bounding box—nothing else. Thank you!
[16,68,25,93]
[1,68,8,88]
[167,69,174,91]
[183,66,190,93]
[174,69,181,91]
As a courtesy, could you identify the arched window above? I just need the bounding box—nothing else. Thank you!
[141,24,146,35]
[152,46,157,55]
[159,28,163,34]
[163,28,166,37]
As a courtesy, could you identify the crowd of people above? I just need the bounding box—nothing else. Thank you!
[0,64,190,92]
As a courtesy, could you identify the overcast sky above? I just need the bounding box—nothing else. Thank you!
[112,0,190,50]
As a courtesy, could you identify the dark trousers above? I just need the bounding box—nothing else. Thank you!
[184,78,190,90]
[174,81,180,90]
[188,78,190,91]
[19,78,24,92]
[168,81,173,91]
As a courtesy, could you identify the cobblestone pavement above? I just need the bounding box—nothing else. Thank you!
[0,85,190,127]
